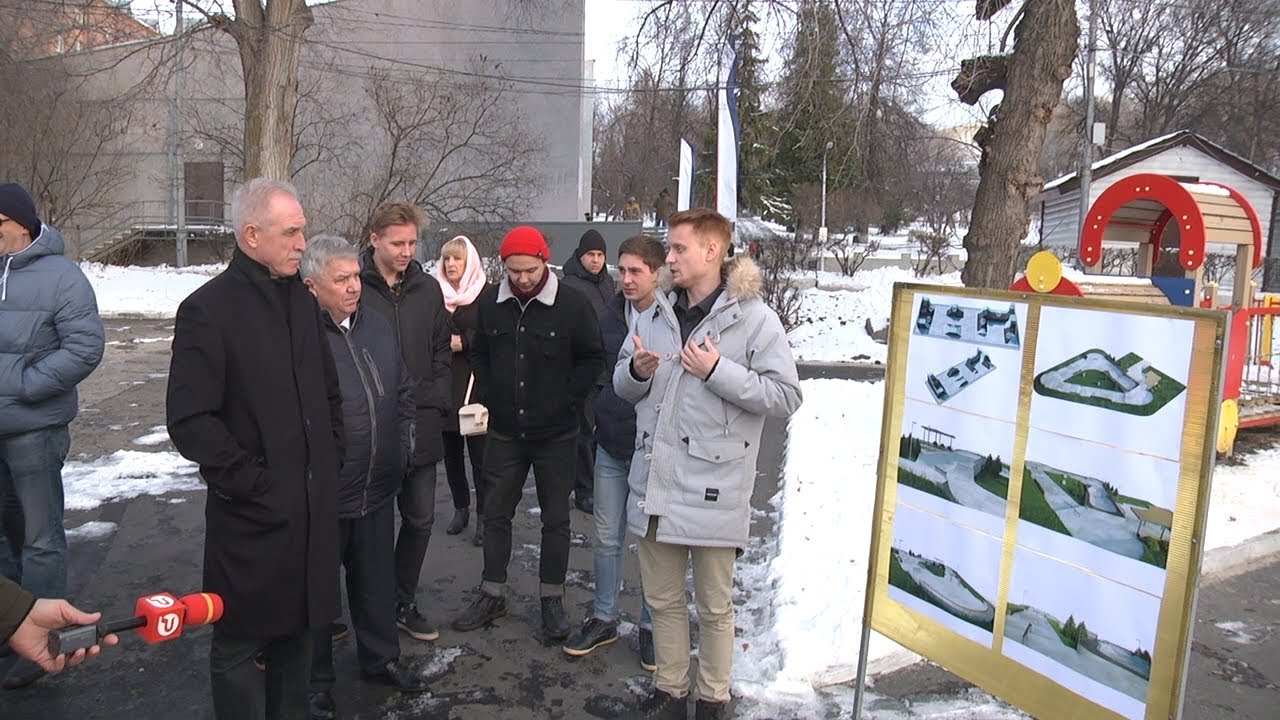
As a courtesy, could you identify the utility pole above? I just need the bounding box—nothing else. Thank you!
[821,140,833,241]
[1077,0,1098,257]
[171,2,188,267]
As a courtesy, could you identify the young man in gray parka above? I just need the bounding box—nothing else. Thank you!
[615,208,802,720]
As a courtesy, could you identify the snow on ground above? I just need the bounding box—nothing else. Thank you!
[732,378,1280,718]
[787,267,961,363]
[131,426,170,446]
[63,450,202,511]
[83,262,221,318]
[66,521,118,541]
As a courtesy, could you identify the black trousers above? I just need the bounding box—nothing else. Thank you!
[210,627,312,720]
[480,429,576,589]
[393,463,436,606]
[311,502,398,691]
[442,430,487,512]
[574,388,599,500]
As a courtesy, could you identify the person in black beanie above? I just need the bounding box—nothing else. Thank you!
[559,229,615,514]
[0,182,105,689]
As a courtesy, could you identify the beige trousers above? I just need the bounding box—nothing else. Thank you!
[636,521,737,702]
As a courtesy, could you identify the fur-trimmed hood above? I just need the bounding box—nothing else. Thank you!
[721,255,763,301]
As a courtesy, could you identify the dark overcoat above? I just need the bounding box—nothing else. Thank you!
[166,248,343,639]
[444,296,484,429]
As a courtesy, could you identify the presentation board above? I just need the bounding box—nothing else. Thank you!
[863,284,1227,720]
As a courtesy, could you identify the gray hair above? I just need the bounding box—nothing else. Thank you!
[229,178,300,241]
[300,234,359,281]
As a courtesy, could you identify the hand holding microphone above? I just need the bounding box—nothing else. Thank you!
[48,591,224,657]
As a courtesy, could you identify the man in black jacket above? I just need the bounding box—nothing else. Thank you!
[559,229,616,515]
[167,179,343,720]
[301,236,428,719]
[451,226,603,640]
[358,201,452,643]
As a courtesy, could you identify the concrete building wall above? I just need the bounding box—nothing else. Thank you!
[53,0,590,260]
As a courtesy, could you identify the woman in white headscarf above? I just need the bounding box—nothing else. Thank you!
[434,235,490,545]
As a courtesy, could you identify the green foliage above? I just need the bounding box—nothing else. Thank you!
[1047,470,1088,507]
[1139,536,1169,568]
[898,433,922,461]
[1019,469,1072,535]
[733,0,773,215]
[921,559,946,577]
[898,467,955,502]
[1033,349,1186,416]
[1065,368,1126,393]
[1007,603,1029,615]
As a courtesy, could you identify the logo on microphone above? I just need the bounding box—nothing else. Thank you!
[146,595,176,609]
[156,613,181,637]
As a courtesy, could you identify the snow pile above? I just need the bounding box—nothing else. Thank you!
[83,262,222,318]
[63,451,202,511]
[1206,448,1280,550]
[788,267,961,363]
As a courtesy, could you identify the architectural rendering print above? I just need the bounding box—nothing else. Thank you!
[1018,460,1172,569]
[1005,604,1152,703]
[890,547,996,633]
[925,349,997,404]
[1034,349,1186,416]
[898,426,1009,522]
[915,297,1021,348]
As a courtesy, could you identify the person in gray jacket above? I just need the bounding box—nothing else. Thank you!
[615,208,801,720]
[0,182,105,689]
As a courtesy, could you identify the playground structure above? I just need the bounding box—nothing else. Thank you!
[1012,172,1279,452]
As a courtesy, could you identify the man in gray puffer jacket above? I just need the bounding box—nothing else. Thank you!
[0,182,104,689]
[616,208,801,720]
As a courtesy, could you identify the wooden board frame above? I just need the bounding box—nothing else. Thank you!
[862,283,1227,720]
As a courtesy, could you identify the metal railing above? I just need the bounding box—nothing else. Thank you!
[69,200,232,262]
[1237,296,1280,423]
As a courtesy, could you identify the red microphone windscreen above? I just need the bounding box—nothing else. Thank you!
[178,592,224,626]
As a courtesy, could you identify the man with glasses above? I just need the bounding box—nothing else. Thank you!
[0,182,105,689]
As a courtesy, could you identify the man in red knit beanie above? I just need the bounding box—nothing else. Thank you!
[453,226,603,639]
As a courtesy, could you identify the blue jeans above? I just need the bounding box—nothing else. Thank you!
[593,447,652,628]
[0,425,71,599]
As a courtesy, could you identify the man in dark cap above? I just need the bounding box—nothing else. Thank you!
[452,226,603,640]
[0,182,105,689]
[560,229,615,514]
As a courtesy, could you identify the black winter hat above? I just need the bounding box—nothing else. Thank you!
[576,229,606,258]
[0,183,40,239]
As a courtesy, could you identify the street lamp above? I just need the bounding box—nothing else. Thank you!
[821,141,834,232]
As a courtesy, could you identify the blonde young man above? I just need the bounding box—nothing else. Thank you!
[616,209,802,719]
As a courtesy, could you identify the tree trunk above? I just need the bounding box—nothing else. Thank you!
[958,0,1078,289]
[230,0,313,180]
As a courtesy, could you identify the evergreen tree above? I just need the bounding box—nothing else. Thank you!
[769,0,854,226]
[733,0,772,215]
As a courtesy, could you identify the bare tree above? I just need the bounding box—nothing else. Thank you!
[952,0,1079,289]
[316,66,545,241]
[911,228,954,277]
[180,0,314,180]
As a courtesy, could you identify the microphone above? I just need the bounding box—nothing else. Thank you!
[47,592,224,656]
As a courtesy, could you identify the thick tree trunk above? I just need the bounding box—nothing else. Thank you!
[957,0,1078,289]
[230,0,313,181]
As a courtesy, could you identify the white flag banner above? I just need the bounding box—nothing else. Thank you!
[678,138,694,212]
[716,42,739,222]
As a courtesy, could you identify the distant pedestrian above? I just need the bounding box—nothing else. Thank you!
[434,235,491,546]
[451,226,603,641]
[618,208,802,719]
[622,197,642,221]
[560,229,616,514]
[302,235,430,719]
[0,182,105,689]
[359,201,452,644]
[167,178,343,720]
[653,188,675,227]
[562,235,662,670]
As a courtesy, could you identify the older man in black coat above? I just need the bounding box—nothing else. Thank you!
[166,179,343,720]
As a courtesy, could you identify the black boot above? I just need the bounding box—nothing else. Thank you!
[540,596,571,640]
[621,689,686,719]
[471,516,485,547]
[451,591,506,632]
[446,507,470,535]
[695,698,728,720]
